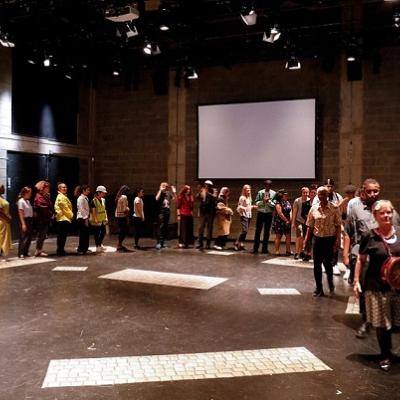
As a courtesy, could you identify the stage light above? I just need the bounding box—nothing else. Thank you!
[159,24,170,31]
[185,66,198,80]
[0,33,15,48]
[263,25,281,43]
[241,6,257,26]
[285,55,301,70]
[43,57,51,67]
[394,12,400,28]
[143,41,161,55]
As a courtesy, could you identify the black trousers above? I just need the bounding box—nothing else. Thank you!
[18,217,33,257]
[157,209,170,243]
[198,213,214,246]
[133,217,144,246]
[179,215,194,246]
[92,224,106,247]
[35,221,49,251]
[77,218,90,253]
[215,235,228,248]
[56,220,70,255]
[116,217,129,245]
[253,212,273,252]
[313,235,336,291]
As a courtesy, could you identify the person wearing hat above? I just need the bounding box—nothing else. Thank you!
[90,185,108,252]
[252,179,276,254]
[54,182,74,256]
[303,185,341,297]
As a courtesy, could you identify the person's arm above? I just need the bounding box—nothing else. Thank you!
[18,203,27,232]
[255,191,263,207]
[275,204,289,224]
[353,254,367,298]
[342,231,350,266]
[90,200,98,224]
[291,201,299,229]
[103,199,108,224]
[302,210,314,250]
[135,200,144,221]
[333,208,341,251]
[0,208,11,223]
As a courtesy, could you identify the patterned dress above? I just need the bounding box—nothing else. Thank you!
[272,200,292,235]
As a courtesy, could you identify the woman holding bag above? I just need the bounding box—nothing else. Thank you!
[354,200,400,372]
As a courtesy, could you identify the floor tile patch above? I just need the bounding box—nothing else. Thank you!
[261,257,313,269]
[42,346,331,388]
[98,268,228,290]
[0,257,56,270]
[207,251,235,256]
[52,266,88,272]
[258,288,301,295]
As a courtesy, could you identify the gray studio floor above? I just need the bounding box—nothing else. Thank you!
[0,234,398,400]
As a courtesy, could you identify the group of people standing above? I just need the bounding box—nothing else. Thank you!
[0,182,146,260]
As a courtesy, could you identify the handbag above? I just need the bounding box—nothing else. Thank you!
[375,229,400,289]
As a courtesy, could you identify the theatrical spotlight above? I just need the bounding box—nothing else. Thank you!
[0,33,15,48]
[116,22,138,39]
[241,6,257,26]
[394,11,400,28]
[285,55,301,70]
[43,56,51,67]
[185,65,198,80]
[143,41,161,56]
[263,25,281,43]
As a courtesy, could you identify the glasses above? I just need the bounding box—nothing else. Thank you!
[365,189,379,194]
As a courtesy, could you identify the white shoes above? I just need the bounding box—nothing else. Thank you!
[213,245,223,251]
[333,265,341,275]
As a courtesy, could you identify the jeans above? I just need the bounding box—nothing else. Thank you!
[313,235,336,291]
[133,217,144,246]
[237,216,250,243]
[157,209,170,244]
[198,213,214,247]
[35,221,49,251]
[18,217,33,257]
[92,224,106,247]
[116,217,129,245]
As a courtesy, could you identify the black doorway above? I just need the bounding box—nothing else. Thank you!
[6,151,80,239]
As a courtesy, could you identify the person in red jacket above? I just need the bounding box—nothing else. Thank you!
[177,185,194,248]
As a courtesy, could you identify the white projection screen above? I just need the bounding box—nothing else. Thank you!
[198,98,316,179]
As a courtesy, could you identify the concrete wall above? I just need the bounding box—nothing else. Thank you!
[1,45,400,239]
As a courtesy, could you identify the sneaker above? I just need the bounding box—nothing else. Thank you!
[379,358,391,372]
[234,244,239,251]
[178,244,184,249]
[213,245,223,251]
[19,255,24,259]
[333,265,341,275]
[155,243,162,250]
[313,289,324,297]
[356,322,370,339]
[328,285,335,297]
[294,253,300,260]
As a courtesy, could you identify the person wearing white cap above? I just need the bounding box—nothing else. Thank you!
[90,185,108,252]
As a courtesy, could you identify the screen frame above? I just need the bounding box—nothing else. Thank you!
[196,97,318,181]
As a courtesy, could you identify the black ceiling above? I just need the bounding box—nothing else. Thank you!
[0,0,399,74]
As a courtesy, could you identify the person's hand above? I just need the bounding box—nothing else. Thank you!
[105,219,109,225]
[142,217,145,222]
[353,281,361,298]
[85,219,89,227]
[252,205,258,209]
[21,223,27,233]
[171,185,176,194]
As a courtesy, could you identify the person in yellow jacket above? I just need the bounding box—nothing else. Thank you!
[54,182,73,256]
[0,184,12,261]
